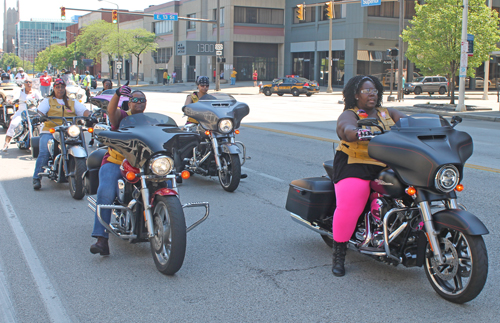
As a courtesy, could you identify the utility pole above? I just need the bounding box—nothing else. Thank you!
[457,0,468,112]
[327,4,333,93]
[397,0,404,101]
[215,0,220,91]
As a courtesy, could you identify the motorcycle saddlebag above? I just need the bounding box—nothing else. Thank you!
[285,177,335,222]
[84,148,107,195]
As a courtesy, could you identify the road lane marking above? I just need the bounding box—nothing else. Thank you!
[0,183,71,322]
[242,124,500,174]
[0,260,17,323]
[242,167,286,183]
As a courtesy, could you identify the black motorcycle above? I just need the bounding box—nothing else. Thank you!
[12,99,41,150]
[85,112,209,275]
[32,115,95,199]
[285,114,488,304]
[0,97,18,129]
[182,93,249,192]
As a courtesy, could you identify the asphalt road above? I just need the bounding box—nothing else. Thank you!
[0,92,499,322]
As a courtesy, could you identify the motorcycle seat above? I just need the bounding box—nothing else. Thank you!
[87,148,107,170]
[323,160,334,179]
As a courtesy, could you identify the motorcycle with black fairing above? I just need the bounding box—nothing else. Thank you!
[182,93,249,192]
[285,114,488,303]
[85,112,209,275]
[12,99,41,150]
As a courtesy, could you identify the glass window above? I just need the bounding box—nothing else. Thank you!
[152,47,173,64]
[368,0,416,19]
[187,14,196,30]
[246,8,258,23]
[234,7,284,25]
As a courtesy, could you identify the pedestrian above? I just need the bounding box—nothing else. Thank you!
[163,70,168,85]
[15,68,27,81]
[230,67,237,85]
[172,71,176,84]
[71,70,80,84]
[220,70,224,79]
[213,69,216,82]
[40,70,52,97]
[7,69,14,81]
[167,73,170,85]
[252,69,258,87]
[82,70,92,103]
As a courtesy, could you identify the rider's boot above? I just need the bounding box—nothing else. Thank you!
[332,241,347,277]
[90,237,110,256]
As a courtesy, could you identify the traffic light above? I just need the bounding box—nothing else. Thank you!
[387,48,399,57]
[61,7,66,20]
[325,2,334,19]
[296,4,304,21]
[112,10,118,24]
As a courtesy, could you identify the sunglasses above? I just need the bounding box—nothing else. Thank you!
[24,81,32,84]
[129,97,147,103]
[54,85,65,89]
[359,89,378,95]
[199,84,209,88]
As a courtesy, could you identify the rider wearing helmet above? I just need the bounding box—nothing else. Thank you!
[1,73,10,83]
[184,76,210,124]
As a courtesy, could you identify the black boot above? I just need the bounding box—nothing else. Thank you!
[332,241,347,277]
[90,237,110,256]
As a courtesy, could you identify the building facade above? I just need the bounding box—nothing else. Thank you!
[142,0,286,84]
[285,0,416,86]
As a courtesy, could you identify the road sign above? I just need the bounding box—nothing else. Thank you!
[154,12,178,21]
[215,43,223,51]
[216,50,222,56]
[73,60,77,67]
[361,0,381,7]
[116,63,122,70]
[459,67,467,77]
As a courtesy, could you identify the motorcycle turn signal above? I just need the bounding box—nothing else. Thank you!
[455,184,464,192]
[235,130,240,134]
[181,170,191,179]
[405,186,416,196]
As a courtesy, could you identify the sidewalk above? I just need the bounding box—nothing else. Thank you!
[102,79,500,122]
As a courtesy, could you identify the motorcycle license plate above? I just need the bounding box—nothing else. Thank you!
[7,108,13,114]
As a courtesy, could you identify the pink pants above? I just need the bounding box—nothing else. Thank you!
[332,178,371,242]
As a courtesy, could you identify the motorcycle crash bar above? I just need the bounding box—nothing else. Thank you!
[183,202,210,232]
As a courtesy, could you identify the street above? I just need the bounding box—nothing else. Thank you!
[0,91,499,322]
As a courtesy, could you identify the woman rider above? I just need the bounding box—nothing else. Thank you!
[32,79,91,189]
[90,83,147,256]
[332,75,406,277]
[184,76,209,124]
[2,78,43,151]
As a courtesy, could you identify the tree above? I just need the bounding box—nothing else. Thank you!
[35,45,74,73]
[75,20,116,64]
[402,0,500,103]
[117,28,158,85]
[0,53,22,71]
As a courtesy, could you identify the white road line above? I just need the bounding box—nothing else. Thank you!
[242,166,286,183]
[0,183,71,322]
[0,260,17,323]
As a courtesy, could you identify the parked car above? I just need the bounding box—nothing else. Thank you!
[90,89,129,110]
[79,75,97,89]
[404,76,448,95]
[261,76,319,97]
[462,77,493,89]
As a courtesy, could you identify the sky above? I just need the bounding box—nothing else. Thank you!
[1,0,171,46]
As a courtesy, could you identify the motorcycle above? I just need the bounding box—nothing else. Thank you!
[0,97,18,129]
[12,99,41,150]
[31,115,95,199]
[285,114,488,304]
[182,93,249,192]
[85,112,209,275]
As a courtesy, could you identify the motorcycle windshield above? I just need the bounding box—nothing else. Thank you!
[368,114,473,188]
[97,112,200,168]
[182,92,249,130]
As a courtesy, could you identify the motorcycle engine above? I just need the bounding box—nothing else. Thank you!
[370,195,389,223]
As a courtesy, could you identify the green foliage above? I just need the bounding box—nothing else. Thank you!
[76,20,117,62]
[0,53,22,71]
[35,45,75,72]
[403,0,500,78]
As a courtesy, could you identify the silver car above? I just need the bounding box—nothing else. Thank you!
[404,76,448,95]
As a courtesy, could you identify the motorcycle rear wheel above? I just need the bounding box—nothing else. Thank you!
[321,234,333,248]
[424,230,488,304]
[68,157,86,200]
[150,195,187,275]
[218,153,241,192]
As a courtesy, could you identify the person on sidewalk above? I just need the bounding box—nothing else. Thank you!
[82,71,92,103]
[163,70,168,85]
[167,73,170,85]
[213,69,216,82]
[253,70,258,87]
[230,68,237,85]
[331,75,406,277]
[172,71,176,84]
[40,71,52,97]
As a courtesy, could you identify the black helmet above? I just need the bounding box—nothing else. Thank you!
[1,73,9,80]
[196,76,209,86]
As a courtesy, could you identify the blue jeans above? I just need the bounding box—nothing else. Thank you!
[33,133,54,179]
[231,77,236,85]
[40,86,50,97]
[92,162,122,238]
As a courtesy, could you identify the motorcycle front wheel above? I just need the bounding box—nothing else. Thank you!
[150,195,187,275]
[424,230,488,304]
[218,153,241,192]
[68,157,87,200]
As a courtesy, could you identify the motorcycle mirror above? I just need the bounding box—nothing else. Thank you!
[451,116,462,127]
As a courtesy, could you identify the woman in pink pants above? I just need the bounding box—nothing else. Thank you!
[331,75,406,277]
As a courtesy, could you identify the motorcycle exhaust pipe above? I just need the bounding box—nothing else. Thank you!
[290,213,333,238]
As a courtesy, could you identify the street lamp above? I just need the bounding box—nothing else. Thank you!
[98,0,120,86]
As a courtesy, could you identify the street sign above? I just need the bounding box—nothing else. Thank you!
[459,67,466,77]
[216,50,222,56]
[154,12,178,21]
[215,43,223,51]
[73,60,77,67]
[361,0,381,7]
[116,63,122,70]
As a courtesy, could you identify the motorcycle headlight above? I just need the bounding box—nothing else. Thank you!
[7,108,14,114]
[150,156,174,176]
[77,94,83,99]
[434,165,460,193]
[67,125,81,138]
[218,119,233,134]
